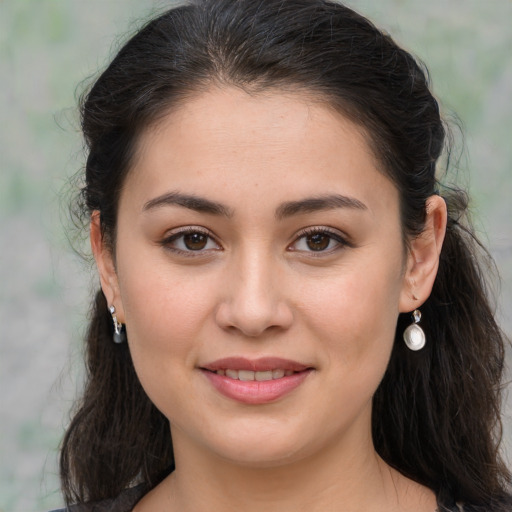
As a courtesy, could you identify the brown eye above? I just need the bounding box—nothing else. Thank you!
[162,229,220,254]
[306,233,330,251]
[183,232,208,250]
[290,228,348,254]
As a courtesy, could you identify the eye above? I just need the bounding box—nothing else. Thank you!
[161,228,221,254]
[290,227,348,254]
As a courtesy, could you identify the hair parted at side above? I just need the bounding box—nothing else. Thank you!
[62,0,512,509]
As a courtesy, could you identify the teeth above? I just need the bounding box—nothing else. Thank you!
[272,369,285,379]
[225,369,238,379]
[238,370,255,381]
[215,369,296,380]
[255,370,273,381]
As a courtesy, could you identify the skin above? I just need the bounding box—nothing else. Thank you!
[92,86,447,512]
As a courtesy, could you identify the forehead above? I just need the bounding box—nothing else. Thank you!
[125,86,398,217]
[141,86,374,158]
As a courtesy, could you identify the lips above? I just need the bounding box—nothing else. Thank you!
[201,356,310,373]
[200,357,313,404]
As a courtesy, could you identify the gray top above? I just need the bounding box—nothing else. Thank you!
[50,485,511,512]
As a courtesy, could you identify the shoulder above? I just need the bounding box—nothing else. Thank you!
[437,488,512,512]
[48,485,145,512]
[438,496,512,512]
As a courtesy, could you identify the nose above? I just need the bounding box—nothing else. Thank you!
[215,251,294,337]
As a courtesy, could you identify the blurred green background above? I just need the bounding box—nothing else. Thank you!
[1,1,511,510]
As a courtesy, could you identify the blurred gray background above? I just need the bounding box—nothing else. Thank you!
[1,1,511,511]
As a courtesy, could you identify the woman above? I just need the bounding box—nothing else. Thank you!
[56,0,512,511]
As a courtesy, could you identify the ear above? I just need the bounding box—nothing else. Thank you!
[399,195,447,313]
[90,211,125,322]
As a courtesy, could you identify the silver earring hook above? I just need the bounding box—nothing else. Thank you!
[109,305,126,344]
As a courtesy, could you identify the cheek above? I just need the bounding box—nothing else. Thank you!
[302,269,401,421]
[114,247,218,396]
[118,268,217,420]
[122,272,200,348]
[297,254,403,373]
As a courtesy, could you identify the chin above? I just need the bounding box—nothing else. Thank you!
[202,422,319,468]
[217,444,306,469]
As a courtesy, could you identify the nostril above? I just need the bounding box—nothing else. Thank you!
[214,296,294,337]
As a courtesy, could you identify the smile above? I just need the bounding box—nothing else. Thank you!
[214,369,295,380]
[200,357,313,404]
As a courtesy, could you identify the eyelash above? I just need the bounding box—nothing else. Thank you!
[160,227,220,257]
[289,226,351,256]
[159,226,351,257]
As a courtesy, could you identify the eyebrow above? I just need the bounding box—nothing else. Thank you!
[275,194,368,220]
[143,191,234,217]
[142,191,367,219]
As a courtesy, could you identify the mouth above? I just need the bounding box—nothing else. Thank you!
[209,368,295,381]
[200,357,313,404]
[201,356,311,373]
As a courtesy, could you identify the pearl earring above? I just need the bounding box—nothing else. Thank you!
[403,309,426,351]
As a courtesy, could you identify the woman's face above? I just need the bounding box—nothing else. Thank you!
[105,87,414,466]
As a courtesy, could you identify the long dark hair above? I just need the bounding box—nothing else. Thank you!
[61,0,511,509]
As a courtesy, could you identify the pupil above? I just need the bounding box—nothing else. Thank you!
[184,233,207,250]
[307,233,329,251]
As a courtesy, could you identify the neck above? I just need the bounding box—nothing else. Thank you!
[137,420,434,512]
[170,446,387,512]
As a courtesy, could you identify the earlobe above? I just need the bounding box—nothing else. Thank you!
[90,211,125,321]
[399,195,447,313]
